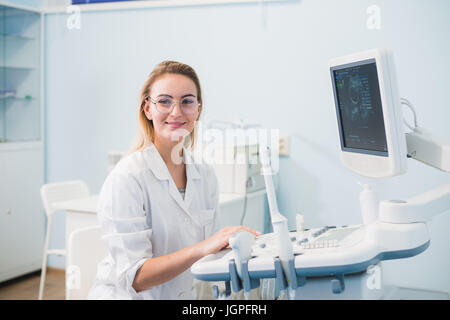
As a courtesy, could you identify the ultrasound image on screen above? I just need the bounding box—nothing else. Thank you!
[332,62,388,154]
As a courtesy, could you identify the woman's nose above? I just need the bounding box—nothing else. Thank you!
[170,102,184,116]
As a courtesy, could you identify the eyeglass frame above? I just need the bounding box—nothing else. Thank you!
[145,95,201,115]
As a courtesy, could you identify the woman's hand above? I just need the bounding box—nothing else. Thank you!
[198,226,261,257]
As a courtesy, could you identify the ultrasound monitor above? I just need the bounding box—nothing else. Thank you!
[329,49,407,178]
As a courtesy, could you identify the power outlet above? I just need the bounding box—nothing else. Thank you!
[279,135,290,156]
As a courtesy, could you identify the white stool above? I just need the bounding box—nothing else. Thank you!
[38,180,90,300]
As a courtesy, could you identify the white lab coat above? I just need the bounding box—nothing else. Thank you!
[88,144,220,300]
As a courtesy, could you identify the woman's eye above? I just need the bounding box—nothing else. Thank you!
[181,99,194,105]
[159,99,172,105]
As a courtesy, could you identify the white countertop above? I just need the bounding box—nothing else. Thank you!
[52,189,266,214]
[219,189,266,205]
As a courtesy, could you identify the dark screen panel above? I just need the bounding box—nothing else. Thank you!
[332,61,388,155]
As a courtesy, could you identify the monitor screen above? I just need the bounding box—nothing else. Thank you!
[331,59,388,156]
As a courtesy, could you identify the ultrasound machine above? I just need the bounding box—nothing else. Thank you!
[191,49,450,300]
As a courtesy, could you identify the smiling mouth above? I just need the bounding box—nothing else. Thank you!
[165,121,186,127]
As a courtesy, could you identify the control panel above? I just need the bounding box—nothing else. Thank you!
[252,225,364,257]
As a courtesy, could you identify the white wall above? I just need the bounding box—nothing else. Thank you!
[43,0,450,292]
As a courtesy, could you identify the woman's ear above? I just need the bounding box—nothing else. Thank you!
[143,101,152,121]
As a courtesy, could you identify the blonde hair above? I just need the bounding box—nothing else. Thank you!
[131,61,203,152]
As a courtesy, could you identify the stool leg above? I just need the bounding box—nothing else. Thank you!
[38,216,52,300]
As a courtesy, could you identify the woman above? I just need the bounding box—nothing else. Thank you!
[88,61,259,300]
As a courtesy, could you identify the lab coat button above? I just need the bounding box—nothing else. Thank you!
[178,291,185,298]
[185,218,191,224]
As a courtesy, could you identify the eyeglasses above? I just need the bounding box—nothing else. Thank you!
[146,95,200,115]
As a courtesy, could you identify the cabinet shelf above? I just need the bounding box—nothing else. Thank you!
[0,33,35,41]
[0,96,35,101]
[0,65,36,70]
[0,138,41,145]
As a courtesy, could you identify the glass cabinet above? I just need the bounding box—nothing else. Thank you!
[0,4,41,143]
[0,3,44,284]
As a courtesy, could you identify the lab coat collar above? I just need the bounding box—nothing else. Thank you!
[143,144,201,181]
[143,144,201,218]
[144,144,171,181]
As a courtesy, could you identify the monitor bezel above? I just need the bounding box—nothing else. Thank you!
[328,48,407,178]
